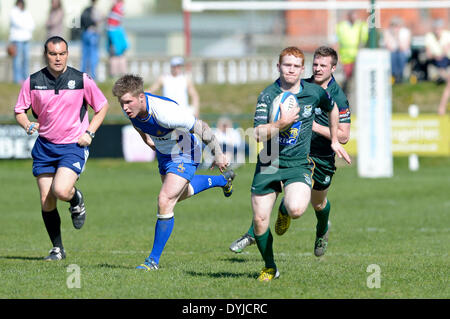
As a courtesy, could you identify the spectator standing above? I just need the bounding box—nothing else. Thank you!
[106,0,129,78]
[46,0,64,39]
[383,17,411,84]
[336,11,368,93]
[80,0,103,80]
[149,57,200,118]
[424,19,450,84]
[213,116,245,168]
[9,0,35,84]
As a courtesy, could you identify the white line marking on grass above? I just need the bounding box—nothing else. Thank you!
[0,248,446,258]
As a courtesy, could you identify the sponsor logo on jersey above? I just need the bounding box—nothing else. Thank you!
[302,105,313,118]
[68,80,76,89]
[154,136,169,141]
[177,163,185,173]
[278,121,302,146]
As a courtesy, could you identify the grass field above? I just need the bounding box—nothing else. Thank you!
[0,157,449,299]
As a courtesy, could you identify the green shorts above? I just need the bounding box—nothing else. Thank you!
[310,155,336,191]
[251,161,314,195]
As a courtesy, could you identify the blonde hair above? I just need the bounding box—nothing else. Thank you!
[112,74,144,98]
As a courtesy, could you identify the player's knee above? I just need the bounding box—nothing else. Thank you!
[253,215,270,235]
[253,214,268,226]
[52,185,73,202]
[284,202,306,219]
[311,201,325,212]
[290,209,305,219]
[158,192,176,210]
[157,193,168,208]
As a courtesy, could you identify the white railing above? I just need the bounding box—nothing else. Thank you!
[0,55,281,84]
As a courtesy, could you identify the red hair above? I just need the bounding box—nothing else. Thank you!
[279,47,305,66]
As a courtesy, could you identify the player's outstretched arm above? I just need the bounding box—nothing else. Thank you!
[134,126,156,151]
[328,104,351,164]
[192,119,229,172]
[312,116,350,144]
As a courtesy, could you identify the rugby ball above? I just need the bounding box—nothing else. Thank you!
[269,91,298,123]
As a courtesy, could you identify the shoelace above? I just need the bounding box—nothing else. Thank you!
[259,269,275,281]
[49,248,60,254]
[144,258,158,267]
[277,215,289,226]
[316,238,326,247]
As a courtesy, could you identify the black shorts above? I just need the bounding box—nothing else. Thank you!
[310,155,336,191]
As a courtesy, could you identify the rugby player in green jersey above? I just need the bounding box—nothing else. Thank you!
[307,46,351,257]
[229,47,351,267]
[244,47,351,282]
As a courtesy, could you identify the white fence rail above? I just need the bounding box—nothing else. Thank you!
[0,56,281,84]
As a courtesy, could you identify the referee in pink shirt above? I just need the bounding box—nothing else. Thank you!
[14,36,109,261]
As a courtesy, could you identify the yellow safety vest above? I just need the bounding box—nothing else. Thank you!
[337,20,369,64]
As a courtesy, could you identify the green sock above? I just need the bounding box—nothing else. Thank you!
[255,228,276,269]
[315,200,331,237]
[247,222,255,237]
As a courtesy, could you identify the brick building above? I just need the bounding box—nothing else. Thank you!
[284,0,450,51]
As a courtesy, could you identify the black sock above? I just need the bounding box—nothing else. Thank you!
[42,209,63,249]
[69,188,80,207]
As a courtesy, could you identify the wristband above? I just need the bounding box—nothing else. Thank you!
[86,130,95,139]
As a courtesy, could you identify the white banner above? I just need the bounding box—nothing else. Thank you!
[121,125,156,162]
[0,125,37,159]
[356,49,393,178]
